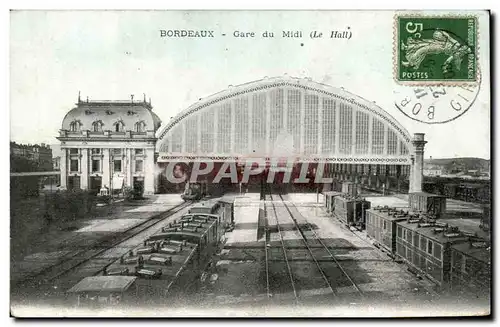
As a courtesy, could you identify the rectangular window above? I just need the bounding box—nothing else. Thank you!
[70,159,79,172]
[427,240,433,255]
[355,111,369,154]
[397,226,402,238]
[371,118,385,155]
[322,99,336,154]
[387,129,398,155]
[135,160,143,172]
[91,148,101,155]
[92,159,100,172]
[433,243,442,260]
[383,220,387,230]
[114,159,122,172]
[135,149,144,155]
[217,102,232,153]
[413,233,419,248]
[420,236,426,251]
[69,148,78,155]
[406,230,412,242]
[339,103,353,154]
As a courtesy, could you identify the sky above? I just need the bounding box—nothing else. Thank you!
[9,10,491,159]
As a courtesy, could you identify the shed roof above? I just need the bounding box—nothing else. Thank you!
[67,276,137,294]
[366,209,409,222]
[398,221,469,245]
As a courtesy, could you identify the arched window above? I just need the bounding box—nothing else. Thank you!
[92,120,103,132]
[69,120,81,132]
[135,121,146,132]
[114,120,124,132]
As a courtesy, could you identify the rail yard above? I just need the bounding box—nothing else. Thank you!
[11,186,491,316]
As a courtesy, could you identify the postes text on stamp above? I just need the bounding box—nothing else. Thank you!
[395,15,477,84]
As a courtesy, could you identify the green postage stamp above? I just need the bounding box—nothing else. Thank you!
[395,15,478,83]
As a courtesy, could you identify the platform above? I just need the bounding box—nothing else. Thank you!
[225,194,261,244]
[10,195,185,285]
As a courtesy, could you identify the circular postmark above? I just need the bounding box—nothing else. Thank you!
[393,76,480,124]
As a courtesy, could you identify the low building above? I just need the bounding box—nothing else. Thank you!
[57,95,162,195]
[423,165,443,177]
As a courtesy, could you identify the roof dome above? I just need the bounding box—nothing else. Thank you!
[61,99,162,132]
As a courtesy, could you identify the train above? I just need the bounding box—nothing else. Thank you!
[66,199,234,307]
[181,181,208,201]
[365,206,491,296]
[323,190,371,230]
[423,177,490,204]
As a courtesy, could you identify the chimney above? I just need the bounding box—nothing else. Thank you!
[411,133,427,193]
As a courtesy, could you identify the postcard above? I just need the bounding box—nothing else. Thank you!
[10,10,491,317]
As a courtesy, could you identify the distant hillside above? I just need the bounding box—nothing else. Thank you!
[425,157,490,172]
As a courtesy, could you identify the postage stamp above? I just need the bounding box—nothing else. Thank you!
[395,15,478,84]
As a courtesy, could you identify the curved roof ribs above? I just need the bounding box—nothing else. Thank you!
[156,76,413,156]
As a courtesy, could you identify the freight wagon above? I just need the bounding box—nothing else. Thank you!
[365,206,414,257]
[67,200,231,307]
[449,240,491,297]
[365,206,491,295]
[408,192,447,218]
[396,219,471,286]
[333,194,371,229]
[323,191,342,214]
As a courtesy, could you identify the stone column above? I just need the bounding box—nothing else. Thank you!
[60,148,67,189]
[102,148,111,189]
[214,109,219,153]
[412,133,427,193]
[81,148,89,190]
[299,91,305,154]
[409,156,415,193]
[144,148,155,194]
[265,93,271,154]
[318,96,323,154]
[127,148,133,188]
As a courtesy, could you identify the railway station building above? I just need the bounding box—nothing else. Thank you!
[155,76,427,194]
[57,76,427,195]
[57,95,162,195]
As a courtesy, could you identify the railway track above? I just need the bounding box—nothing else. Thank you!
[281,194,364,298]
[264,189,363,304]
[13,201,193,291]
[265,192,299,304]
